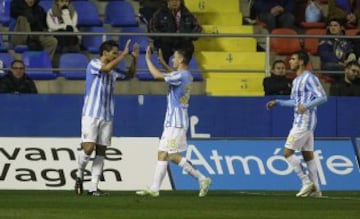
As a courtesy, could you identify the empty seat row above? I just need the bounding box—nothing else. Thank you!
[0,51,203,81]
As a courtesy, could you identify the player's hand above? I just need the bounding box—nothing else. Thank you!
[158,48,166,64]
[122,39,131,55]
[145,46,152,60]
[131,43,140,58]
[266,100,277,110]
[297,104,307,114]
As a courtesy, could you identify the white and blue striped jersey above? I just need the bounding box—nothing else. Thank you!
[163,70,193,128]
[290,71,326,130]
[82,58,125,121]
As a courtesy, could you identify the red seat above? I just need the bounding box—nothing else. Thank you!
[270,28,302,55]
[300,22,326,29]
[303,28,327,55]
[346,29,359,36]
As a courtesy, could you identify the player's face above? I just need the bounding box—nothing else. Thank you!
[289,54,300,71]
[171,51,183,69]
[105,47,119,62]
[57,0,69,8]
[272,63,286,76]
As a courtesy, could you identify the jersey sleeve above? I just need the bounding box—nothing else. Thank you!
[164,71,182,86]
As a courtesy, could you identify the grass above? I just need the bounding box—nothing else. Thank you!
[0,190,359,219]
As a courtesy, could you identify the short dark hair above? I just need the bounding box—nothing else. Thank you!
[271,60,286,70]
[11,59,25,68]
[99,40,119,56]
[175,48,193,65]
[293,50,309,66]
[345,61,360,69]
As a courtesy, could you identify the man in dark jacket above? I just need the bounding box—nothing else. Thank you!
[10,0,57,59]
[330,61,360,96]
[149,0,202,63]
[263,60,292,95]
[253,0,295,32]
[0,60,38,94]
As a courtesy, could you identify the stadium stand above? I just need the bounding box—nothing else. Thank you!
[119,27,148,53]
[72,1,102,27]
[81,26,111,54]
[0,0,10,26]
[21,51,57,79]
[104,1,138,27]
[303,28,326,55]
[0,52,13,69]
[270,28,302,55]
[59,52,88,80]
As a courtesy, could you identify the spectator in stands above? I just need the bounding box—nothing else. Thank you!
[138,0,165,24]
[10,0,58,59]
[252,0,295,32]
[330,61,360,96]
[263,60,292,95]
[318,18,356,82]
[0,59,38,94]
[149,0,202,64]
[46,0,80,53]
[328,0,360,29]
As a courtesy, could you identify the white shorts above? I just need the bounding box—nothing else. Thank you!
[159,127,188,154]
[81,116,113,146]
[285,127,314,151]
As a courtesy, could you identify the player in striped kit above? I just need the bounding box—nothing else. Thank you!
[75,39,139,196]
[136,46,211,197]
[266,51,327,197]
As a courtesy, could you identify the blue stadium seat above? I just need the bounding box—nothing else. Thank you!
[82,26,111,53]
[21,51,56,79]
[59,53,88,80]
[72,1,102,27]
[38,0,52,12]
[104,1,138,27]
[136,53,161,80]
[119,27,148,53]
[0,0,11,26]
[0,52,14,68]
[0,35,7,52]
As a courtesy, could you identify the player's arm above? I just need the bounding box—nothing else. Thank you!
[128,43,140,78]
[101,40,131,73]
[158,48,174,73]
[145,46,164,80]
[266,99,295,110]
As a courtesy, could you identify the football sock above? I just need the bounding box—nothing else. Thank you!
[150,160,168,192]
[306,159,320,191]
[178,158,206,181]
[286,155,311,185]
[90,155,104,192]
[77,150,90,179]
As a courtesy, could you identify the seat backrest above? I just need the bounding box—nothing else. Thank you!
[346,29,359,36]
[72,1,102,27]
[21,51,56,79]
[0,52,14,68]
[270,28,302,55]
[104,1,138,27]
[59,53,89,80]
[0,0,11,26]
[39,0,52,12]
[119,27,148,53]
[303,28,326,55]
[82,27,111,53]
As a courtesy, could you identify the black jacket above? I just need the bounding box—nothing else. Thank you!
[149,6,202,45]
[0,73,38,94]
[263,74,292,96]
[330,79,360,96]
[10,0,48,31]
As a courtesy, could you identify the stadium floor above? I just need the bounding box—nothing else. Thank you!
[1,190,359,219]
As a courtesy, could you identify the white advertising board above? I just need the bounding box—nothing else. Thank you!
[0,137,172,191]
